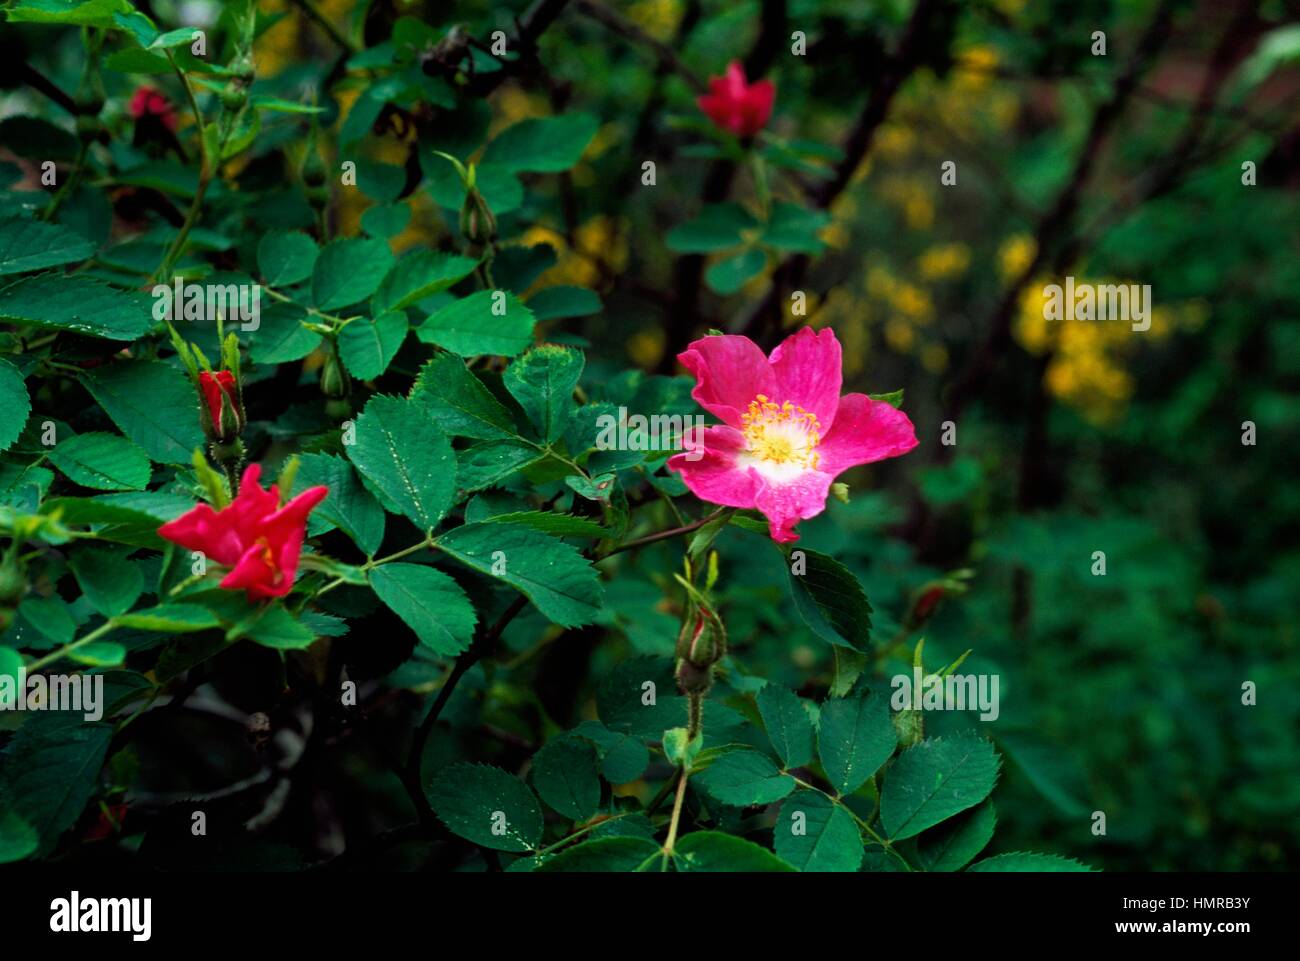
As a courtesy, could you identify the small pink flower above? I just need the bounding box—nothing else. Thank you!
[667,329,918,543]
[697,61,775,138]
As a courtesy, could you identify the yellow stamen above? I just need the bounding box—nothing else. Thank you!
[741,395,822,470]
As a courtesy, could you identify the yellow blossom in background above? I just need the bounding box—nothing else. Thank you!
[921,342,949,374]
[999,234,1037,279]
[880,176,934,230]
[627,328,665,368]
[491,87,550,134]
[874,124,915,162]
[627,0,683,41]
[885,318,916,353]
[917,243,971,281]
[1013,276,1187,424]
[954,45,1000,88]
[865,265,898,300]
[520,216,628,291]
[891,282,933,324]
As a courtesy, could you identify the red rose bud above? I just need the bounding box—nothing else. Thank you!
[697,61,775,139]
[129,85,177,131]
[158,464,328,601]
[911,585,947,625]
[199,370,243,441]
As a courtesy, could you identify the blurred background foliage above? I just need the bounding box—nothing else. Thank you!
[3,0,1297,871]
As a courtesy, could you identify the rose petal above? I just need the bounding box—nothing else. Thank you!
[768,326,842,430]
[816,393,919,476]
[751,469,834,543]
[667,426,760,509]
[677,335,777,428]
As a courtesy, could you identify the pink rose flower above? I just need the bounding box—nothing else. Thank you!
[697,61,775,138]
[158,464,328,600]
[667,328,919,543]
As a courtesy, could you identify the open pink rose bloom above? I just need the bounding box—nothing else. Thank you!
[667,328,919,543]
[158,464,328,600]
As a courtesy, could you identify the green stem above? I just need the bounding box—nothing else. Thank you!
[154,54,210,284]
[27,619,117,672]
[660,689,706,870]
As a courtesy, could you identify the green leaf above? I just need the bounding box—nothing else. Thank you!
[250,95,327,115]
[880,732,1001,841]
[148,25,203,49]
[39,492,191,549]
[966,851,1096,872]
[817,690,897,795]
[694,749,796,806]
[705,247,766,295]
[48,431,150,491]
[81,360,204,464]
[916,799,996,872]
[67,641,125,667]
[0,809,38,864]
[480,511,606,539]
[418,290,536,357]
[0,273,152,341]
[0,712,113,856]
[5,0,133,28]
[435,521,603,627]
[536,836,659,872]
[869,389,904,409]
[481,113,600,173]
[526,285,601,320]
[68,547,144,617]
[360,202,412,239]
[412,351,517,440]
[0,647,23,711]
[115,603,220,633]
[257,230,318,286]
[530,736,601,820]
[0,358,30,453]
[664,203,757,253]
[0,217,94,276]
[293,453,385,555]
[787,547,873,652]
[756,684,815,769]
[426,762,544,852]
[372,249,478,314]
[16,596,76,643]
[250,302,321,364]
[761,203,831,254]
[455,440,543,491]
[368,563,476,657]
[238,605,317,649]
[671,831,794,872]
[774,790,864,872]
[504,345,583,442]
[311,237,394,310]
[338,311,408,380]
[349,394,455,532]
